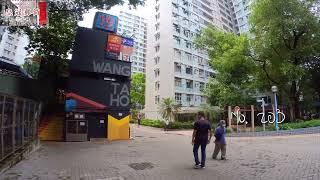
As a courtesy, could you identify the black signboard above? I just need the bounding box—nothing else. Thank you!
[70,27,131,77]
[68,76,130,110]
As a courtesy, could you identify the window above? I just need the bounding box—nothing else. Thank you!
[175,93,182,104]
[155,44,160,52]
[186,94,193,102]
[175,78,182,87]
[155,23,160,31]
[3,49,10,55]
[155,32,160,41]
[8,35,14,41]
[174,49,181,60]
[186,80,193,89]
[154,56,160,64]
[155,95,160,104]
[186,66,193,75]
[175,62,182,73]
[172,2,178,11]
[199,69,204,78]
[173,23,180,33]
[185,53,192,61]
[183,29,190,38]
[173,36,181,45]
[185,41,192,49]
[155,13,160,20]
[155,81,160,90]
[154,69,160,77]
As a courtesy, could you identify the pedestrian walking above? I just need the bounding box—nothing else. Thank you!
[192,111,212,169]
[137,112,142,127]
[212,120,227,160]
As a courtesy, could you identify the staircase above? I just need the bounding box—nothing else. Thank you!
[39,115,64,141]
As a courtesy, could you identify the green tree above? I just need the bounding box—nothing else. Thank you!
[195,0,320,120]
[130,73,145,109]
[194,26,256,107]
[158,98,181,124]
[22,58,40,79]
[249,0,320,120]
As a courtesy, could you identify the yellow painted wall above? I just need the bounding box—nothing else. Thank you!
[107,115,130,140]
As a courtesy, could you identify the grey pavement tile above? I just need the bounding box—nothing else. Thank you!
[0,126,319,180]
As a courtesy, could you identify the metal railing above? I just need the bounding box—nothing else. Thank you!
[0,93,41,162]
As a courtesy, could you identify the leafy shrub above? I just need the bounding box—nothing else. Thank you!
[140,119,194,129]
[140,119,164,128]
[279,119,320,130]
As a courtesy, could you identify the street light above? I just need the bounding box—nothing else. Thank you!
[271,86,279,131]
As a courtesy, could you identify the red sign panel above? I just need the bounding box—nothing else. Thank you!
[106,34,122,53]
[38,1,47,26]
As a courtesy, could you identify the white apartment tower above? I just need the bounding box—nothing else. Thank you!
[116,11,147,74]
[145,0,234,119]
[0,27,28,65]
[232,0,252,34]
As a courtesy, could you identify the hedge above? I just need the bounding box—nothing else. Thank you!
[279,119,320,130]
[138,119,320,131]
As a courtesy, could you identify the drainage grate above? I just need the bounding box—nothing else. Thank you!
[129,162,154,170]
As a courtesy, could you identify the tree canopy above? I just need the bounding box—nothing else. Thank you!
[130,73,145,109]
[195,0,320,120]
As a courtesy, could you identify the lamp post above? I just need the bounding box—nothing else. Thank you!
[271,86,279,131]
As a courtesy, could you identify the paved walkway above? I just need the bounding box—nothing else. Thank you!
[1,125,320,180]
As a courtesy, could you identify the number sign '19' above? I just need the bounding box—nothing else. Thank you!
[93,12,118,33]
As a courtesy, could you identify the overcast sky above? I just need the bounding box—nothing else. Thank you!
[78,1,151,28]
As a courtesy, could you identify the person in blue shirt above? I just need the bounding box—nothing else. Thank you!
[212,120,227,160]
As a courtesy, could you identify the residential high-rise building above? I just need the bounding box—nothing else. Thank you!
[114,11,147,74]
[311,2,320,17]
[231,0,320,34]
[0,27,28,65]
[145,0,233,119]
[232,0,252,34]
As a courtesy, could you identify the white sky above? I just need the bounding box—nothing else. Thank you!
[78,1,151,28]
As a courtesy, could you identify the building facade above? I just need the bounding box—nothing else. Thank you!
[232,0,252,34]
[115,11,147,74]
[0,27,29,65]
[231,0,320,35]
[145,0,235,119]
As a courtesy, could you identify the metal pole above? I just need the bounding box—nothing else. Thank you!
[262,99,265,131]
[274,93,279,131]
[251,105,255,132]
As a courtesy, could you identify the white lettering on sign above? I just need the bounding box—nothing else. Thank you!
[257,109,285,124]
[232,108,286,124]
[231,111,246,123]
[93,61,130,76]
[110,82,130,107]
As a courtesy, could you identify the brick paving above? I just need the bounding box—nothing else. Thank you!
[1,125,320,180]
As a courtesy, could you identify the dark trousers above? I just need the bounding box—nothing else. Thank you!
[193,139,207,166]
